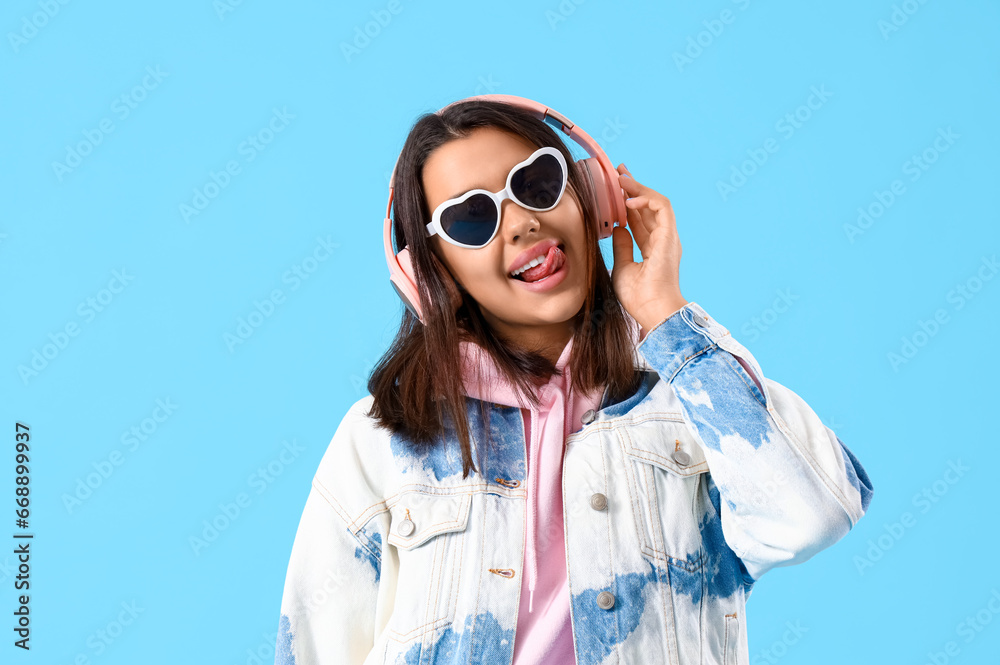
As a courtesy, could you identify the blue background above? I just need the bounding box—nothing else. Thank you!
[3,0,998,663]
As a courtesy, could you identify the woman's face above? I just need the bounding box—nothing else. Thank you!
[422,126,590,355]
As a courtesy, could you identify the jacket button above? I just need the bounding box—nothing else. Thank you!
[397,518,415,537]
[596,591,615,610]
[692,313,709,328]
[581,409,596,425]
[590,493,607,511]
[672,450,691,466]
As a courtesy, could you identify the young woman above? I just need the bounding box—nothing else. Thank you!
[273,96,874,665]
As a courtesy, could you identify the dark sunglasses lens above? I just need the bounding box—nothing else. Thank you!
[511,153,564,209]
[440,193,497,246]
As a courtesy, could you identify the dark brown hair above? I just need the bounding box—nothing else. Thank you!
[367,99,642,479]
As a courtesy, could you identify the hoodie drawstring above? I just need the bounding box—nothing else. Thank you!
[527,402,539,613]
[526,378,569,614]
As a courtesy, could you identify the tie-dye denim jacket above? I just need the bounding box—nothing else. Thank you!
[274,301,874,665]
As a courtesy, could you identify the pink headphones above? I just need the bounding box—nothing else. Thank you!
[383,94,628,325]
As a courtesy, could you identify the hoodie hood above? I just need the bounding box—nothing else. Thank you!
[457,313,649,408]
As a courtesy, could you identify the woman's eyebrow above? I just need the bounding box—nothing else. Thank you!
[446,187,474,200]
[446,184,488,201]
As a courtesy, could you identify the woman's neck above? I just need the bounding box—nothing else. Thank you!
[509,325,574,367]
[476,305,581,366]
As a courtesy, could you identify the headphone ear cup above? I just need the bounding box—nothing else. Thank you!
[392,247,425,324]
[577,156,622,240]
[393,247,463,325]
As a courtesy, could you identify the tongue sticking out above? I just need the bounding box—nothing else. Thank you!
[518,245,565,283]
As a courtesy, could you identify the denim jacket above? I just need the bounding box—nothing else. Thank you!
[274,301,874,665]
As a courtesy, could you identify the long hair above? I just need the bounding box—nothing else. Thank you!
[367,99,642,479]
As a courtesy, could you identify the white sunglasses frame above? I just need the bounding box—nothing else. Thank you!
[424,146,569,249]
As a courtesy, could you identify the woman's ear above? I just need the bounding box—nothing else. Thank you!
[429,250,464,315]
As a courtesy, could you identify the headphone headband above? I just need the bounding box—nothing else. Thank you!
[384,94,627,325]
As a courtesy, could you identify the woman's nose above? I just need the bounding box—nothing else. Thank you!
[501,200,540,242]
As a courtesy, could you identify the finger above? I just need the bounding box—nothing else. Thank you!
[624,196,652,258]
[620,174,659,237]
[616,166,646,232]
[626,194,676,236]
[624,195,656,235]
[617,171,648,195]
[626,196,676,268]
[611,225,635,271]
[641,195,677,235]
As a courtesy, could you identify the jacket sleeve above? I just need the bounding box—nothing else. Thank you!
[635,301,874,583]
[275,404,390,664]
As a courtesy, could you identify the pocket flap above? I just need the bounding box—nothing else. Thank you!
[620,417,708,476]
[387,492,473,550]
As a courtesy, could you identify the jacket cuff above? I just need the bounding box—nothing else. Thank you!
[636,302,729,382]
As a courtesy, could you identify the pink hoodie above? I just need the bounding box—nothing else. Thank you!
[459,326,642,664]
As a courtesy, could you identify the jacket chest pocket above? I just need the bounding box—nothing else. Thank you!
[384,491,473,649]
[617,418,709,573]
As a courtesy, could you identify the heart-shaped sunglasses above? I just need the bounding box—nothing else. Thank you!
[425,146,568,249]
